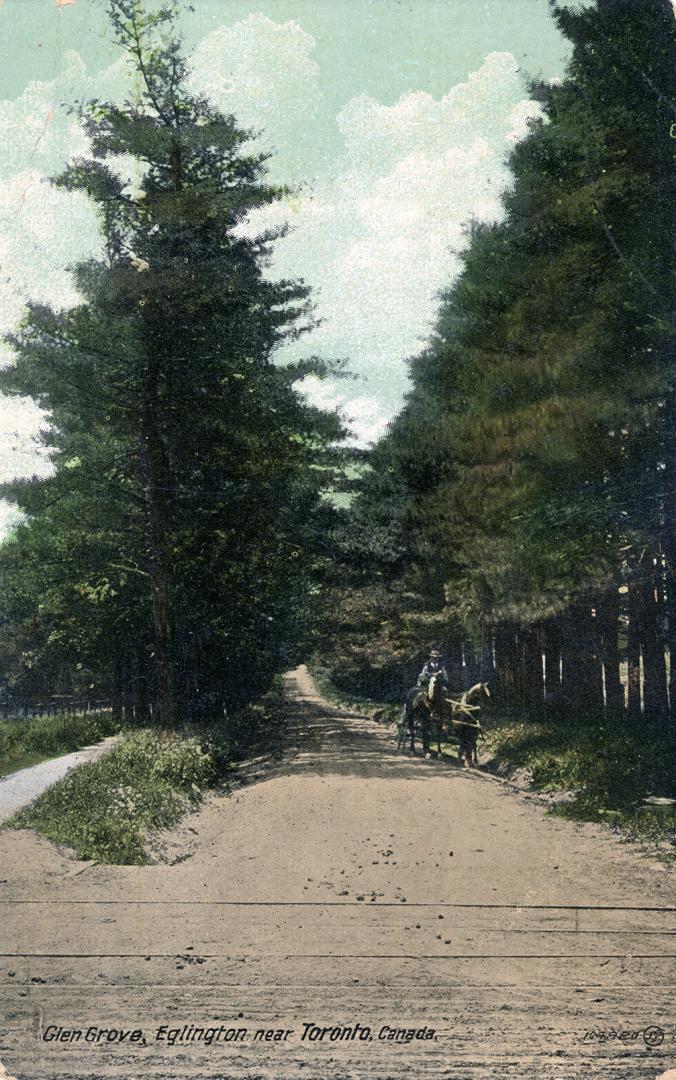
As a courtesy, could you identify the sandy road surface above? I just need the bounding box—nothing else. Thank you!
[0,665,673,1080]
[0,739,120,824]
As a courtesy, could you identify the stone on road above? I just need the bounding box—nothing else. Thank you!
[0,666,672,1079]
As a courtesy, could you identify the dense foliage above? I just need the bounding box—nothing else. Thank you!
[321,0,675,725]
[0,708,122,779]
[0,0,346,725]
[9,729,217,864]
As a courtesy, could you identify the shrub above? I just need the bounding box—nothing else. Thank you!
[6,680,286,864]
[8,728,221,864]
[484,712,676,852]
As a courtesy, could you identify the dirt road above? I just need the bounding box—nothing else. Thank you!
[0,666,673,1079]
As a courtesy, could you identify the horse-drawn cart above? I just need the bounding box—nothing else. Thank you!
[396,676,489,766]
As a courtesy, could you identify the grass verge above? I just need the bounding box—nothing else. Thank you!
[482,712,676,855]
[310,662,402,725]
[7,683,286,865]
[0,710,123,779]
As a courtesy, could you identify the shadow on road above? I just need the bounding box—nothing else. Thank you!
[230,670,476,789]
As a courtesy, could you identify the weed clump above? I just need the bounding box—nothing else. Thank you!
[10,729,220,864]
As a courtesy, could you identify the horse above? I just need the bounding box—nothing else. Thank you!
[449,682,491,768]
[396,686,429,754]
[397,671,448,756]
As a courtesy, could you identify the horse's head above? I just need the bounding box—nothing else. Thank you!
[464,681,491,705]
[428,671,445,703]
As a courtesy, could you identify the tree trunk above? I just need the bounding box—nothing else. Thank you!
[638,574,669,721]
[121,652,133,724]
[559,614,577,708]
[543,619,563,708]
[175,616,195,723]
[111,656,123,724]
[445,641,464,691]
[627,584,642,720]
[666,555,676,721]
[140,401,177,730]
[494,625,518,705]
[662,394,676,721]
[522,628,544,711]
[561,607,603,710]
[598,590,624,714]
[582,607,604,711]
[134,647,152,724]
[463,642,481,686]
[478,639,495,683]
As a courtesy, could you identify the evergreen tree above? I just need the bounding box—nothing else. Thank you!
[335,0,675,718]
[0,0,345,723]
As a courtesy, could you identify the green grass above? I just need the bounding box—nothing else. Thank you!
[0,710,123,779]
[482,711,675,852]
[9,729,216,864]
[6,683,287,865]
[310,662,402,725]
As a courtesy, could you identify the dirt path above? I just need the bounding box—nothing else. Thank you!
[0,666,673,1079]
[0,737,120,824]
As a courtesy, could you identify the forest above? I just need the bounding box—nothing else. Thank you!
[0,0,674,742]
[320,0,676,731]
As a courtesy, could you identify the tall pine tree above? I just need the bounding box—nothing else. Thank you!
[0,0,345,723]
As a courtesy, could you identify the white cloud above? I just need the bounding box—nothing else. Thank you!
[0,56,125,517]
[251,52,541,432]
[506,98,543,145]
[343,396,391,445]
[0,170,100,504]
[0,396,50,483]
[0,52,89,182]
[0,394,52,536]
[0,51,128,183]
[0,169,99,333]
[299,376,390,446]
[188,14,322,178]
[337,52,532,171]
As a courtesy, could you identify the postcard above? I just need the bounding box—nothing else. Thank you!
[0,1,674,1078]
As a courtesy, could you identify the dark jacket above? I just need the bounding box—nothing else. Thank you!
[418,660,448,685]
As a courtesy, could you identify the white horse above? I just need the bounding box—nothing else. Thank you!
[447,682,491,767]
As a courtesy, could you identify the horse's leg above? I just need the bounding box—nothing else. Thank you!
[452,714,462,765]
[436,704,447,756]
[421,712,430,755]
[460,736,470,769]
[396,707,406,751]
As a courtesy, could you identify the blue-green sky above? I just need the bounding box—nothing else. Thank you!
[0,1,571,104]
[0,0,576,531]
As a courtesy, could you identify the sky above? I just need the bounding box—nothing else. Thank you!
[0,0,576,534]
